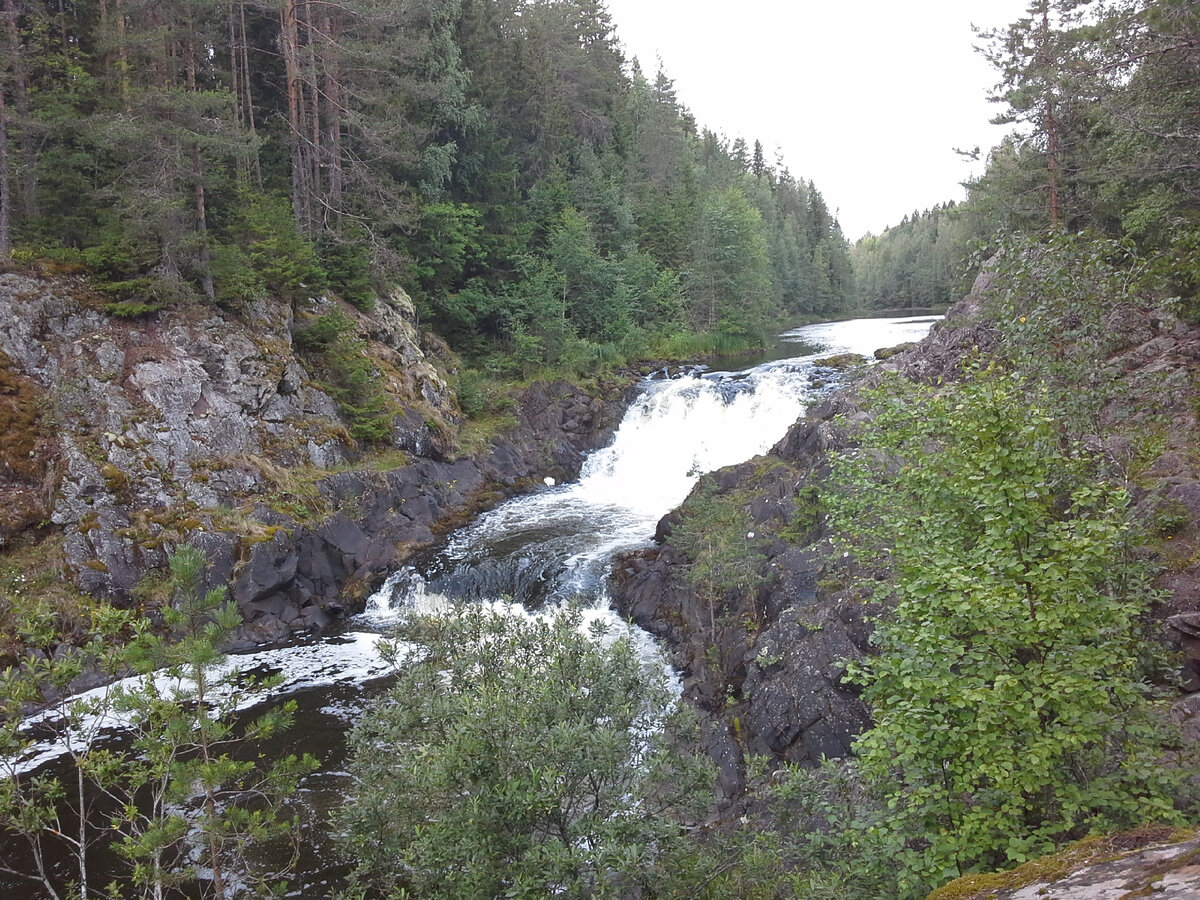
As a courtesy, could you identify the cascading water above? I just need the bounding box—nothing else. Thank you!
[363,358,815,620]
[360,312,939,625]
[4,314,940,897]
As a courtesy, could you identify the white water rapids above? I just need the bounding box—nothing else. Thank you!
[3,313,940,897]
[11,314,940,773]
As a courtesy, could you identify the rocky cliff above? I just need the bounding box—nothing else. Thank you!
[0,273,626,654]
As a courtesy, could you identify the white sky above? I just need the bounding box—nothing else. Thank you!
[603,0,1033,240]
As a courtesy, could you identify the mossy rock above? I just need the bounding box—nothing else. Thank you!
[0,350,47,483]
[927,827,1196,900]
[813,352,867,369]
[875,341,917,360]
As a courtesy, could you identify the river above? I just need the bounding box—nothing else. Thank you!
[3,313,939,898]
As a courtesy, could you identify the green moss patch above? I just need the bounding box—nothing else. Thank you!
[927,827,1193,900]
[0,350,47,483]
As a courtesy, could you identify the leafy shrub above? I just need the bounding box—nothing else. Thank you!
[828,367,1180,897]
[672,482,769,631]
[339,604,713,898]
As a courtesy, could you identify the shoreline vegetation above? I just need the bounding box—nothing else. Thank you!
[3,0,1200,897]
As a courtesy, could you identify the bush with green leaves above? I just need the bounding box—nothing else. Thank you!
[980,231,1173,439]
[671,481,770,634]
[828,367,1180,897]
[337,604,714,899]
[292,312,394,445]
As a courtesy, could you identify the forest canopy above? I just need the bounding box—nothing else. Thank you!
[0,0,855,372]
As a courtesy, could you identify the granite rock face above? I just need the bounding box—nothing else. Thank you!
[932,831,1200,900]
[0,273,625,647]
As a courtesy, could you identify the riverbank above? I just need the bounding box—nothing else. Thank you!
[0,271,634,670]
[609,261,1200,804]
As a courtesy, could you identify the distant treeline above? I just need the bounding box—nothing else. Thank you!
[853,0,1200,314]
[850,203,973,311]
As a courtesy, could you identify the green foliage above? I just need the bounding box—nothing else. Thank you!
[208,243,267,307]
[293,313,394,445]
[828,368,1181,897]
[338,604,713,899]
[111,544,316,899]
[688,186,778,339]
[408,201,487,297]
[451,367,517,421]
[225,193,325,302]
[732,759,898,899]
[672,482,770,632]
[780,485,822,545]
[2,0,859,368]
[958,0,1200,246]
[319,238,375,311]
[851,202,971,310]
[0,545,313,898]
[982,231,1168,439]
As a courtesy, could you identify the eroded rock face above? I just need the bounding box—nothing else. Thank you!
[610,402,875,800]
[0,275,376,595]
[0,274,629,646]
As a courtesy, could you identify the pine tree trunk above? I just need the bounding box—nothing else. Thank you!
[194,149,215,299]
[238,1,262,188]
[320,11,342,233]
[115,0,129,109]
[1,68,12,261]
[185,29,215,299]
[0,0,18,254]
[302,0,323,227]
[228,4,247,187]
[2,0,35,220]
[1047,105,1061,227]
[280,0,310,232]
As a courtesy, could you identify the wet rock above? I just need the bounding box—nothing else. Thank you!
[190,531,238,595]
[741,605,872,763]
[702,721,745,804]
[201,378,629,634]
[874,341,916,360]
[233,532,299,604]
[610,419,876,777]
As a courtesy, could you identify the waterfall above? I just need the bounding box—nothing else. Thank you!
[364,360,817,619]
[3,314,941,897]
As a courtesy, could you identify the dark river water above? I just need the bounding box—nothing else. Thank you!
[4,314,939,898]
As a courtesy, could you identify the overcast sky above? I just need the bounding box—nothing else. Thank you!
[603,0,1033,240]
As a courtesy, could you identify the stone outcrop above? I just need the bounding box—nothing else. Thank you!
[929,829,1200,900]
[0,273,626,649]
[610,403,876,800]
